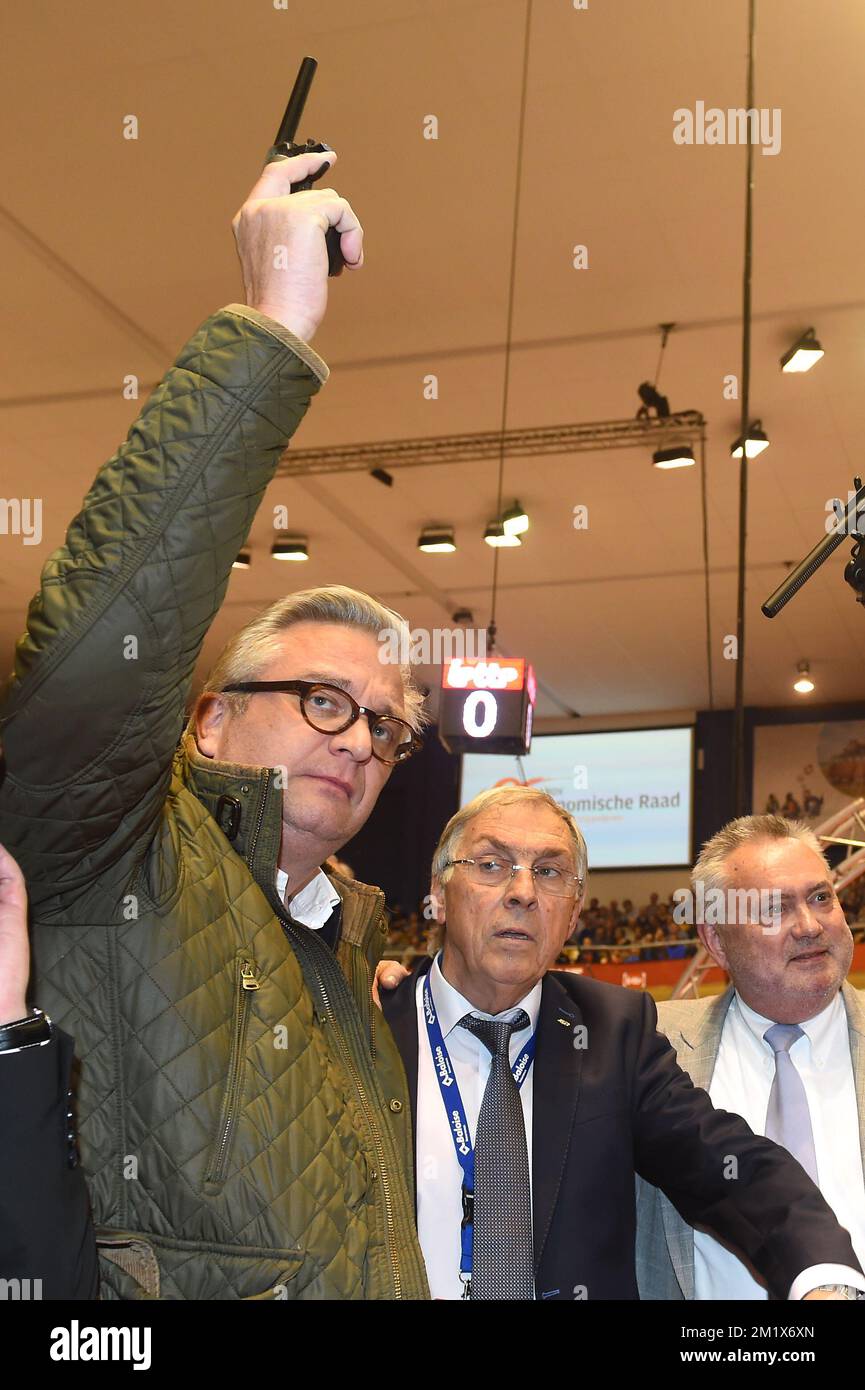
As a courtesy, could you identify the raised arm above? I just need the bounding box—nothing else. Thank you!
[0,151,364,907]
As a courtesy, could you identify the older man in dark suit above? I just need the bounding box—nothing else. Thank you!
[379,787,865,1301]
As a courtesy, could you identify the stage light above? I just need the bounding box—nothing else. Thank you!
[418,526,456,553]
[272,536,309,561]
[781,329,824,374]
[730,421,770,459]
[370,468,394,487]
[502,502,529,536]
[652,445,696,470]
[484,520,521,548]
[793,660,815,695]
[233,550,251,569]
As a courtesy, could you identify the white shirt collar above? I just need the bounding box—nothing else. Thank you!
[734,987,844,1063]
[429,952,542,1039]
[275,867,340,930]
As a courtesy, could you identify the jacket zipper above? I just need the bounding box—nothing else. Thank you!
[246,770,270,870]
[246,767,405,1297]
[281,921,403,1300]
[205,957,260,1187]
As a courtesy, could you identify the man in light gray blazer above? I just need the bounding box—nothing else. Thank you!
[636,813,865,1300]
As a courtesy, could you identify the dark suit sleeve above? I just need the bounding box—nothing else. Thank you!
[0,1028,98,1299]
[631,992,861,1299]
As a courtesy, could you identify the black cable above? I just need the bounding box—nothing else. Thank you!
[653,322,673,390]
[489,0,534,642]
[733,0,757,815]
[699,430,715,709]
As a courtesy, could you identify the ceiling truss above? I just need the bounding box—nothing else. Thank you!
[276,411,708,478]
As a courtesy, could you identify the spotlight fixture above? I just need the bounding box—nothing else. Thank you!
[417,526,456,554]
[452,608,474,624]
[635,381,671,420]
[780,328,824,374]
[484,520,521,548]
[271,536,309,562]
[502,501,529,536]
[793,660,815,695]
[370,468,394,487]
[652,445,696,470]
[730,420,769,459]
[233,549,251,569]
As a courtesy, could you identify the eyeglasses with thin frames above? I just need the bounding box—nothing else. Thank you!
[445,856,583,898]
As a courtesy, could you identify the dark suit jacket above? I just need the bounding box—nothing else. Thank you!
[0,1028,98,1299]
[382,958,863,1300]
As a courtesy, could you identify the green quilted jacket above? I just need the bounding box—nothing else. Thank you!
[0,305,429,1301]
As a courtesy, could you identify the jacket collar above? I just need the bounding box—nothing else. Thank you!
[840,982,865,1190]
[661,986,735,1092]
[652,986,736,1299]
[380,956,431,1147]
[177,733,387,967]
[179,732,280,877]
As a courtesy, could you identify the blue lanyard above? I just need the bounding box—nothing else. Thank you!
[422,966,536,1280]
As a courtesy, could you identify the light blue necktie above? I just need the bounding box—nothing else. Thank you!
[763,1023,819,1186]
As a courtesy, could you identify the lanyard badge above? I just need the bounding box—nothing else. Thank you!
[422,967,536,1293]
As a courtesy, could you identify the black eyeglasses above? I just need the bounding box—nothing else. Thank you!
[220,680,422,765]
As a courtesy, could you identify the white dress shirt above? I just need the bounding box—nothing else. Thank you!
[275,867,340,929]
[694,989,865,1299]
[414,953,542,1300]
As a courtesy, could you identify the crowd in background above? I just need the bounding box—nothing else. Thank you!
[380,880,865,965]
[838,876,865,936]
[381,891,699,964]
[569,894,696,965]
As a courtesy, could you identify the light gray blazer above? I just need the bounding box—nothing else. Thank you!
[635,981,865,1299]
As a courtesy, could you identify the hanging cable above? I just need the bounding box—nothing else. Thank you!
[488,0,535,654]
[733,0,757,813]
[653,322,675,390]
[700,430,714,709]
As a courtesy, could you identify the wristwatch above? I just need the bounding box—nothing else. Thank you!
[0,1008,53,1054]
[810,1283,865,1300]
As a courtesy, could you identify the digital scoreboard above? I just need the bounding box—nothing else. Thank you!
[438,656,536,756]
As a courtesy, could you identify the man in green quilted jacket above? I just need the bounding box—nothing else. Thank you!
[0,148,430,1300]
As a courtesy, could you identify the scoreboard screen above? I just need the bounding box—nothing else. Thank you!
[460,726,694,868]
[438,656,536,756]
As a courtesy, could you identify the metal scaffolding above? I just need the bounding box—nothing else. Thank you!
[275,410,707,478]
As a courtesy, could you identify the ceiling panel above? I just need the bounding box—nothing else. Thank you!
[2,0,864,724]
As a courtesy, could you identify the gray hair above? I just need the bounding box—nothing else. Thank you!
[692,814,828,895]
[189,584,429,733]
[431,786,588,885]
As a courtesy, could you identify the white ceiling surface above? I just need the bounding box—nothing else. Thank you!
[2,0,865,724]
